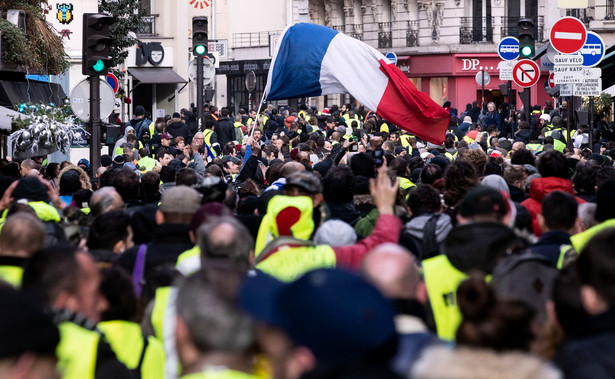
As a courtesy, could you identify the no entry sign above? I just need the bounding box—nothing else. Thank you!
[548,72,555,89]
[550,17,587,55]
[513,59,541,88]
[106,73,119,94]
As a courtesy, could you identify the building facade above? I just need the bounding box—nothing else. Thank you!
[34,0,615,119]
[210,0,615,114]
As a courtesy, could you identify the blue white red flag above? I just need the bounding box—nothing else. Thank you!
[265,23,450,144]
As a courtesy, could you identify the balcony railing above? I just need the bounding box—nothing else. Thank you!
[607,0,615,20]
[378,31,392,48]
[136,14,158,37]
[378,22,392,32]
[232,31,281,48]
[459,17,494,44]
[499,16,545,42]
[406,20,419,47]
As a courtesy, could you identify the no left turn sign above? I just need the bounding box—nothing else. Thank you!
[513,59,541,88]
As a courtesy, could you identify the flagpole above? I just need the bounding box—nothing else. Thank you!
[249,91,267,138]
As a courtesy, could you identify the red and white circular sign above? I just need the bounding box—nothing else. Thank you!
[548,72,555,89]
[513,59,541,88]
[550,17,587,55]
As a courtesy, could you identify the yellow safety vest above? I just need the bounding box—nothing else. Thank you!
[0,264,23,287]
[180,370,259,379]
[399,135,414,155]
[254,196,315,257]
[398,177,416,200]
[557,244,577,270]
[114,141,144,157]
[175,246,201,276]
[31,201,62,222]
[98,320,165,379]
[203,129,218,157]
[234,121,245,142]
[422,255,468,341]
[138,156,157,172]
[527,143,544,154]
[255,244,337,283]
[152,286,172,340]
[422,255,493,341]
[56,322,100,379]
[570,219,615,253]
[150,286,182,379]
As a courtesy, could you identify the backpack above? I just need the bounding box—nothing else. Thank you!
[234,125,244,143]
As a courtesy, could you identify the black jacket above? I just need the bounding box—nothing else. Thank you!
[214,116,235,146]
[445,222,528,274]
[529,230,571,267]
[467,107,481,123]
[117,223,193,278]
[555,306,615,378]
[166,118,192,142]
[508,183,527,203]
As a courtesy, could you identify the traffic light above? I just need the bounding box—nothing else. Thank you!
[82,13,113,76]
[498,83,509,96]
[518,18,535,59]
[192,16,208,57]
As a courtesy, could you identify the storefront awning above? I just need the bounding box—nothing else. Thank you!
[598,45,615,91]
[0,106,21,131]
[128,67,187,84]
[0,81,66,109]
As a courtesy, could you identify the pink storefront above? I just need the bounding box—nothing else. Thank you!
[398,54,551,114]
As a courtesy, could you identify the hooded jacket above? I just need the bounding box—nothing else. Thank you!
[166,117,191,141]
[412,346,561,379]
[112,126,134,158]
[521,176,585,236]
[444,222,525,274]
[404,213,452,260]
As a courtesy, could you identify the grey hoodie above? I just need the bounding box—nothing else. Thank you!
[405,213,452,260]
[112,126,135,158]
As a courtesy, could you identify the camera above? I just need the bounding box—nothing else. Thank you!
[373,149,384,167]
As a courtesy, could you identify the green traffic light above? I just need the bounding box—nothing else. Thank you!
[92,59,105,72]
[521,45,533,57]
[195,45,206,56]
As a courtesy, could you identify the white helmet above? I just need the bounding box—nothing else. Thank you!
[540,113,551,122]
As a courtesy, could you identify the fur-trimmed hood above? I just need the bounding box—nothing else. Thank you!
[166,117,183,127]
[58,165,92,195]
[411,346,561,379]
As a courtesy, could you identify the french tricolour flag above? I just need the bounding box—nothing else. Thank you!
[265,23,450,144]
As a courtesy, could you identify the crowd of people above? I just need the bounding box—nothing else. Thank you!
[0,98,615,379]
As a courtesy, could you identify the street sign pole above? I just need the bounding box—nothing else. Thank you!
[589,96,594,149]
[482,69,485,111]
[526,90,531,126]
[89,76,101,171]
[196,55,204,130]
[568,95,574,149]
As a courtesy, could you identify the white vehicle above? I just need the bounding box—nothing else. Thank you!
[580,44,601,56]
[500,45,519,53]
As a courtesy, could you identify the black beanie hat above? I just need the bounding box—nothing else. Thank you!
[13,177,49,202]
[59,169,82,196]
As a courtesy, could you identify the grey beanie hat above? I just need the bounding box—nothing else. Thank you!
[314,220,357,247]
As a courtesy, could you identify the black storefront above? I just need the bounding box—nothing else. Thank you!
[217,59,269,113]
[217,59,306,113]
